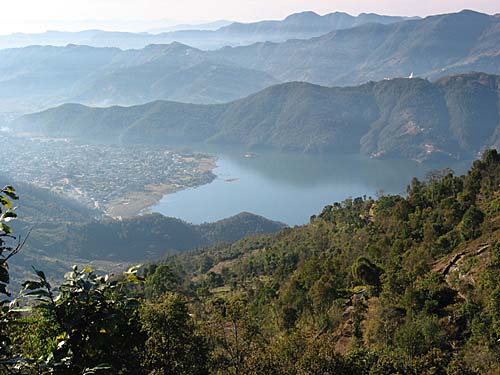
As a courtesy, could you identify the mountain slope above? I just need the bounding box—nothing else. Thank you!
[215,11,412,43]
[14,72,500,161]
[3,179,285,283]
[0,11,498,112]
[34,212,286,262]
[72,44,279,106]
[0,12,412,50]
[164,149,500,374]
[0,43,279,112]
[212,10,500,85]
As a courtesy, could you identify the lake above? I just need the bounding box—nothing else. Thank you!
[152,150,472,226]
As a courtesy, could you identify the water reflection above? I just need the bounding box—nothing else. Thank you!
[153,149,472,226]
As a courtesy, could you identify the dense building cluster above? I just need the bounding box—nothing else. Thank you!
[0,134,215,209]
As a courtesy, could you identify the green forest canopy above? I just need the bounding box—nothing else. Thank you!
[3,150,500,373]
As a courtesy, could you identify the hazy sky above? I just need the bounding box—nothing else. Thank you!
[0,0,499,34]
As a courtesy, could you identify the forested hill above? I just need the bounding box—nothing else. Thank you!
[23,212,286,263]
[15,72,500,161]
[4,180,285,282]
[161,149,500,373]
[5,152,500,373]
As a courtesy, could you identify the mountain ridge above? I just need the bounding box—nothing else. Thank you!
[210,9,500,86]
[5,178,286,283]
[0,10,498,112]
[0,11,414,51]
[13,72,500,161]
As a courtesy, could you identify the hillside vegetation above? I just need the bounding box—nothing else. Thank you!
[4,151,500,374]
[24,212,285,263]
[5,181,284,285]
[15,72,500,161]
[158,149,500,374]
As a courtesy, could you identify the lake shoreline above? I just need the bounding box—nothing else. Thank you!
[151,153,473,226]
[104,156,218,219]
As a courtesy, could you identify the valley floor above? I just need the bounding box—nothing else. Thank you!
[105,156,217,218]
[0,133,218,218]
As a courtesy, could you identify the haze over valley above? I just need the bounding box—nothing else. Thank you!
[0,12,413,50]
[13,72,500,161]
[2,6,500,274]
[0,2,497,275]
[0,134,216,217]
[2,2,500,373]
[0,10,498,113]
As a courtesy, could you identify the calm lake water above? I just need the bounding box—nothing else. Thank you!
[152,150,471,226]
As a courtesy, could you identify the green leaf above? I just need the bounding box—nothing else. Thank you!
[0,266,9,284]
[125,264,143,275]
[32,267,47,282]
[10,307,31,313]
[0,283,9,296]
[24,289,51,298]
[0,223,12,234]
[22,281,44,290]
[2,186,18,200]
[1,210,17,223]
[83,364,112,374]
[0,196,11,208]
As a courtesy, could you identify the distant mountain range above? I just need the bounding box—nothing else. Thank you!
[147,20,233,33]
[0,43,279,112]
[0,12,412,51]
[0,10,497,113]
[210,10,500,86]
[14,72,500,162]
